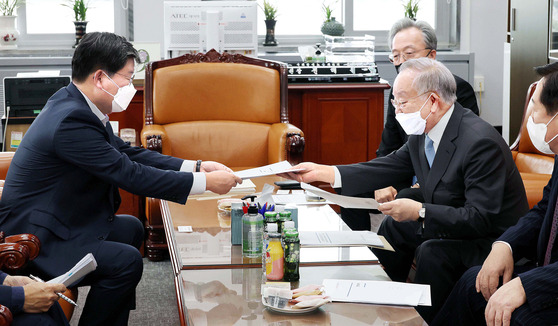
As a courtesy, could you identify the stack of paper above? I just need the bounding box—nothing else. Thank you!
[48,253,97,287]
[299,231,384,248]
[323,279,431,306]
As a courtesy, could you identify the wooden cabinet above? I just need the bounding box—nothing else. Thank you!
[288,82,390,165]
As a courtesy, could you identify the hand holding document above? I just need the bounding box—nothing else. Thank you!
[323,279,431,306]
[234,161,305,180]
[301,182,379,209]
[48,253,97,287]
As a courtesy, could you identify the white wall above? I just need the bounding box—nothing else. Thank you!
[463,0,508,127]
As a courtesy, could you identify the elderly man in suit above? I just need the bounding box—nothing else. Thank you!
[432,63,558,326]
[283,58,528,322]
[342,17,479,232]
[0,32,241,326]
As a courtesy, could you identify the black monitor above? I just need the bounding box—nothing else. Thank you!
[4,76,71,118]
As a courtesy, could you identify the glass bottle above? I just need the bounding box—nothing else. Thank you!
[283,228,300,281]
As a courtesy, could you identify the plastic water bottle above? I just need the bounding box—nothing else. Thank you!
[242,199,264,258]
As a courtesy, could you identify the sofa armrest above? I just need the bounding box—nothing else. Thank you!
[4,234,40,260]
[268,123,305,165]
[0,304,12,326]
[0,242,29,273]
[141,125,169,154]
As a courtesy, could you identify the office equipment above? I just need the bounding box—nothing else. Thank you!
[163,1,258,58]
[3,76,70,118]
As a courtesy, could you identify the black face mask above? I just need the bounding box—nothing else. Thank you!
[394,64,402,74]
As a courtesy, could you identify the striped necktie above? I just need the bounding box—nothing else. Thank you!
[544,198,558,265]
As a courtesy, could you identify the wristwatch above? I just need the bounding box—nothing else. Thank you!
[195,160,202,172]
[418,203,426,222]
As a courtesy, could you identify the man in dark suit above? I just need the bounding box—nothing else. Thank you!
[432,63,558,326]
[283,58,528,323]
[342,17,479,231]
[0,271,68,325]
[0,32,241,326]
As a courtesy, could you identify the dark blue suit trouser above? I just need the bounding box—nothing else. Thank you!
[77,214,144,326]
[12,302,69,326]
[431,265,558,326]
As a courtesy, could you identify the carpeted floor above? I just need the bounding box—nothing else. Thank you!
[69,258,179,326]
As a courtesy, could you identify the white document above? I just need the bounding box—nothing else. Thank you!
[299,231,384,248]
[301,182,379,209]
[234,161,305,180]
[323,279,431,306]
[48,253,97,287]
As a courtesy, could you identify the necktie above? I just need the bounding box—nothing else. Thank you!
[425,135,435,168]
[544,198,558,265]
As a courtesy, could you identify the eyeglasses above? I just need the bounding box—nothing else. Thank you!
[114,72,135,87]
[391,91,432,111]
[389,48,433,64]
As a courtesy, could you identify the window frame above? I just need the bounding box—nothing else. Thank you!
[15,0,130,48]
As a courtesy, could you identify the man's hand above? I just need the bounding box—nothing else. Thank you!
[23,282,66,313]
[200,161,233,173]
[484,277,526,326]
[205,171,242,195]
[377,198,422,222]
[278,162,335,184]
[476,242,515,301]
[3,275,33,287]
[375,186,398,203]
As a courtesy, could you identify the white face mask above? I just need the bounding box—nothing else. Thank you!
[101,72,137,113]
[526,113,558,155]
[395,93,433,135]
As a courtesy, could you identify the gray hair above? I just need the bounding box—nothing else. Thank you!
[399,58,457,104]
[388,18,437,51]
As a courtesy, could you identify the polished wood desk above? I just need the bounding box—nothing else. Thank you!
[175,265,426,326]
[161,177,380,273]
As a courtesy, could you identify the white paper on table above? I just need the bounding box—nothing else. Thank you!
[299,231,384,248]
[234,161,305,179]
[322,279,431,306]
[48,253,97,287]
[301,182,379,209]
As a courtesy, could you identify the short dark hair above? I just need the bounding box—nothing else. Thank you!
[71,32,139,83]
[535,62,558,115]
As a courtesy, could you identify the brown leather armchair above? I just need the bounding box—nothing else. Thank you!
[510,82,555,208]
[141,49,305,260]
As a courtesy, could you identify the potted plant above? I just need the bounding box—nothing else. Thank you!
[0,0,23,49]
[321,1,344,36]
[261,0,278,46]
[403,0,420,20]
[62,0,90,47]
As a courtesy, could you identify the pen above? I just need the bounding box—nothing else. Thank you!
[29,274,78,307]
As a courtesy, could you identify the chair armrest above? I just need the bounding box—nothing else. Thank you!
[0,304,13,326]
[4,234,40,260]
[268,123,305,165]
[0,242,29,273]
[141,125,169,154]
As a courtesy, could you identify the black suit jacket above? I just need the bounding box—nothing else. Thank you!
[500,156,558,312]
[377,74,479,158]
[338,104,528,240]
[0,83,193,279]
